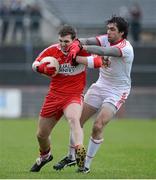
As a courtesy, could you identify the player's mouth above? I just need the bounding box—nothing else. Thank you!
[61,46,67,52]
[108,36,113,42]
[61,47,68,55]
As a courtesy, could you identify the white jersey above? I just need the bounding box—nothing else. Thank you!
[96,34,134,91]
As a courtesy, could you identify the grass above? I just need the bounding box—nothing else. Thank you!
[0,118,156,179]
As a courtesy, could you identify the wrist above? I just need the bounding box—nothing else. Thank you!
[87,56,94,68]
[83,45,87,51]
[87,56,102,68]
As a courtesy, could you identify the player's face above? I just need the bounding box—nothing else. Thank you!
[58,35,73,52]
[107,23,124,43]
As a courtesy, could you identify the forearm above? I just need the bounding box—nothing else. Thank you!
[76,56,102,68]
[76,56,88,65]
[83,45,121,57]
[79,37,99,45]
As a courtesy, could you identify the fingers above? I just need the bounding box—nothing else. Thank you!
[72,52,77,60]
[44,62,50,65]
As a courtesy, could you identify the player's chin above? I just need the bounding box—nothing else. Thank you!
[61,47,68,53]
[108,37,113,43]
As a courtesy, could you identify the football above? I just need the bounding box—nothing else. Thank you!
[40,56,59,77]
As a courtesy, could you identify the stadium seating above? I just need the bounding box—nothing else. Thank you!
[44,0,156,37]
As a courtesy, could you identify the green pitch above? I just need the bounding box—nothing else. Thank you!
[0,118,156,179]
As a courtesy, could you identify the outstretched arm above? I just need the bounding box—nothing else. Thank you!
[83,45,122,57]
[80,37,100,46]
[76,55,103,68]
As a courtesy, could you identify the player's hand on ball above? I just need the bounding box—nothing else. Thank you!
[37,62,56,76]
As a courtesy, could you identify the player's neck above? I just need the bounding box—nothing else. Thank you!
[110,38,124,46]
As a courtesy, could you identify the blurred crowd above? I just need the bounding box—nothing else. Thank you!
[0,0,42,45]
[0,0,143,46]
[119,2,142,44]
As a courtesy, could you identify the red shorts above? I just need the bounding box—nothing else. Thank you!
[40,91,83,120]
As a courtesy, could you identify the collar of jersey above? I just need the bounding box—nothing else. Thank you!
[110,38,124,46]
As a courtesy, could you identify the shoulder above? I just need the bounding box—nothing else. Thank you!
[115,39,133,51]
[115,40,134,58]
[96,34,109,46]
[37,43,60,59]
[78,49,91,56]
[41,43,60,54]
[45,43,60,51]
[123,40,134,54]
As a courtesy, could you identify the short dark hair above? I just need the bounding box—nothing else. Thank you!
[106,16,129,39]
[58,25,76,40]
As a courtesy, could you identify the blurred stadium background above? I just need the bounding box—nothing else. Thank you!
[0,0,156,119]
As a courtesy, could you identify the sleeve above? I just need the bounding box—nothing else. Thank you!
[32,45,57,72]
[78,49,91,56]
[119,45,133,58]
[96,34,108,47]
[117,43,134,63]
[35,46,54,62]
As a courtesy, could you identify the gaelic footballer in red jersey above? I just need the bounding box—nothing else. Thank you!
[30,25,95,172]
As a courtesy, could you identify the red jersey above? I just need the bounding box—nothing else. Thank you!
[35,44,90,95]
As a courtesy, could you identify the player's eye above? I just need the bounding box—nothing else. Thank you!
[64,40,70,43]
[59,39,70,43]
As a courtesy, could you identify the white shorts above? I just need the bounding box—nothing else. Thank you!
[84,83,130,112]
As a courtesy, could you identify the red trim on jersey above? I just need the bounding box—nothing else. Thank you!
[117,39,126,49]
[114,39,127,57]
[116,92,128,109]
[110,38,124,46]
[116,47,123,57]
[96,34,108,46]
[95,37,101,46]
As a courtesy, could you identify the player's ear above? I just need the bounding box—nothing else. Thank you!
[120,31,124,37]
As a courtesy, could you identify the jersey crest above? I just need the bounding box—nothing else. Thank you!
[58,63,85,75]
